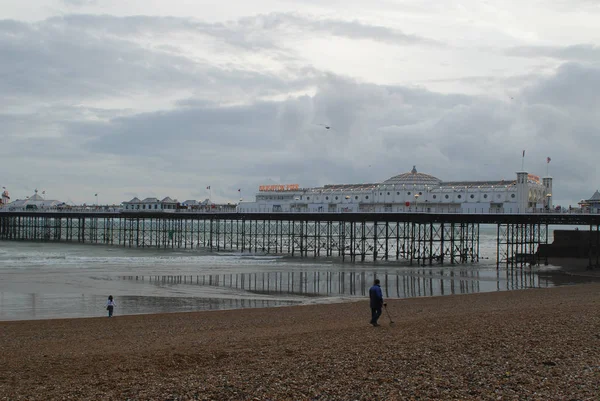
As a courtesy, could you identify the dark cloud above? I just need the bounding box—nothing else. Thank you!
[39,62,595,206]
[521,62,600,112]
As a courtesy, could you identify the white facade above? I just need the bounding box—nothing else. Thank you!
[3,190,63,210]
[238,166,553,214]
[122,197,179,211]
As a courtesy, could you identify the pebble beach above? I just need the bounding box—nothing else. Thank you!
[1,282,599,400]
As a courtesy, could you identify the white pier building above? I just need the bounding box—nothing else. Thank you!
[238,166,553,214]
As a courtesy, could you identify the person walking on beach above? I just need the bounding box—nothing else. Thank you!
[369,279,384,327]
[105,295,116,318]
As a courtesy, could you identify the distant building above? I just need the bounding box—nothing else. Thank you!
[122,197,179,211]
[238,166,553,214]
[578,190,600,213]
[181,200,200,208]
[0,189,9,206]
[5,189,63,210]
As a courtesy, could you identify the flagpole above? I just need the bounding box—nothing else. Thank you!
[521,150,525,171]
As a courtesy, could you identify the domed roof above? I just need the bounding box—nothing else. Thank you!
[381,166,441,186]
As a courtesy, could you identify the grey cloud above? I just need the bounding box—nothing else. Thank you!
[0,12,434,109]
[76,102,281,156]
[41,63,597,206]
[5,63,599,206]
[0,16,323,107]
[45,12,436,51]
[521,62,600,112]
[0,19,202,101]
[1,9,598,207]
[507,44,600,63]
[239,12,439,46]
[62,0,99,5]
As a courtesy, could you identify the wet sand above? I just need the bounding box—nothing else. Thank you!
[1,283,599,400]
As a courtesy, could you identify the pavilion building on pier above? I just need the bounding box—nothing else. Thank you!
[578,190,600,213]
[238,166,553,214]
[3,190,63,210]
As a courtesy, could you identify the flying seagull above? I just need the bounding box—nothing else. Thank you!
[314,123,333,130]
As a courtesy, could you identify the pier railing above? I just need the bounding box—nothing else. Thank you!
[0,206,596,215]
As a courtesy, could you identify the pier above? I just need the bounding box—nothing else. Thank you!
[1,211,599,268]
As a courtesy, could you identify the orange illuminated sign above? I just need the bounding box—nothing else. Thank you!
[527,174,540,184]
[259,184,299,191]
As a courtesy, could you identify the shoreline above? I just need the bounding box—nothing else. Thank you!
[1,283,599,400]
[539,257,600,281]
[2,260,599,324]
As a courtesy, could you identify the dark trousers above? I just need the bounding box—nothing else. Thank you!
[370,307,382,324]
[107,305,114,317]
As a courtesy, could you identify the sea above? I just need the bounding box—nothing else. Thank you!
[0,224,587,321]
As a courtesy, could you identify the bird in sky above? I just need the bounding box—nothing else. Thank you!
[314,123,333,130]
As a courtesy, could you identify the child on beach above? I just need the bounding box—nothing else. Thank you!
[105,295,116,317]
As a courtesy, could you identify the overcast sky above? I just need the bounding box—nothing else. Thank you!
[1,0,599,206]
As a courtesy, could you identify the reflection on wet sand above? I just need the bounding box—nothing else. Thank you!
[118,267,551,300]
[0,292,297,321]
[1,269,554,321]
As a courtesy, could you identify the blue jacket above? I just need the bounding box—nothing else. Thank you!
[369,284,383,308]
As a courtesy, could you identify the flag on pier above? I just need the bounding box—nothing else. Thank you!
[547,157,551,163]
[206,186,211,190]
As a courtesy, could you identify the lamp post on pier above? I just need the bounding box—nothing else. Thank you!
[414,193,420,212]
